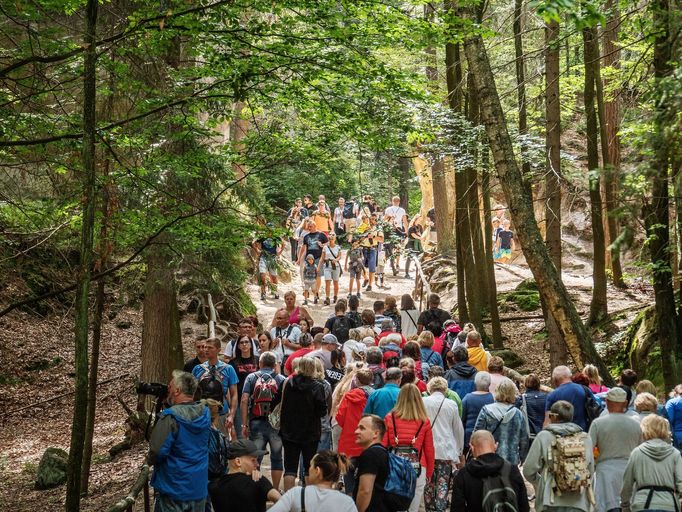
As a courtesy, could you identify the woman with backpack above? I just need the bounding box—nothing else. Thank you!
[280,357,329,490]
[474,378,529,465]
[419,331,444,370]
[402,341,429,383]
[400,294,420,339]
[269,451,358,512]
[384,383,435,512]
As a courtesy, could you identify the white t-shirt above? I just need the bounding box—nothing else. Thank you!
[269,485,358,512]
[333,206,345,228]
[384,205,406,229]
[270,324,302,356]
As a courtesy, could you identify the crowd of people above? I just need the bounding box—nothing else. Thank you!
[147,291,682,512]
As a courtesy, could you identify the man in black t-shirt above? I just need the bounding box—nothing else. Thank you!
[183,337,207,373]
[354,414,389,512]
[298,222,329,300]
[417,293,451,336]
[209,439,281,512]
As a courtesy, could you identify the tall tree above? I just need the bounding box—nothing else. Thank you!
[601,0,625,287]
[514,0,531,177]
[544,18,568,366]
[583,26,609,325]
[463,26,612,382]
[646,0,679,389]
[65,0,98,509]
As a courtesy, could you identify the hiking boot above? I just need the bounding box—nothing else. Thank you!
[333,295,337,303]
[405,273,412,279]
[324,297,330,306]
[303,299,309,305]
[357,292,361,299]
[365,286,372,292]
[260,292,266,301]
[362,279,369,288]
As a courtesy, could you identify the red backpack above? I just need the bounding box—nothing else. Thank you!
[250,372,279,417]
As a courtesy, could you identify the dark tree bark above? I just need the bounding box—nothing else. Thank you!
[601,0,625,288]
[398,156,411,210]
[463,29,612,382]
[584,26,609,326]
[513,0,530,177]
[647,0,679,390]
[65,0,98,509]
[544,19,569,367]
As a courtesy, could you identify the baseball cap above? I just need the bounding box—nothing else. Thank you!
[605,387,627,403]
[227,439,268,459]
[322,334,339,345]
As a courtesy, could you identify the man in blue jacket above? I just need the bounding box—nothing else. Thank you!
[148,370,211,512]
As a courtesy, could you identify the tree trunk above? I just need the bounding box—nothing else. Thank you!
[139,234,184,410]
[584,26,609,326]
[544,19,569,367]
[463,30,612,382]
[65,0,98,509]
[230,101,250,181]
[513,0,530,177]
[398,156,411,210]
[481,140,503,348]
[647,0,679,390]
[602,0,625,288]
[432,157,455,256]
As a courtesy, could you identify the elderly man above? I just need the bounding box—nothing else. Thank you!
[545,365,591,431]
[364,367,402,419]
[465,331,490,373]
[148,370,211,512]
[523,400,595,512]
[589,387,643,512]
[270,308,302,365]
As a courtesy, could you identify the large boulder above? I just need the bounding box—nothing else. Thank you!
[35,447,68,490]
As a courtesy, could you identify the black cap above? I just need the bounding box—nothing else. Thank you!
[227,439,268,459]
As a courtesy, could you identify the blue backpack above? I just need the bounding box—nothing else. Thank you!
[383,446,417,511]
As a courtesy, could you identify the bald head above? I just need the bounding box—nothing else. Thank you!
[470,430,497,458]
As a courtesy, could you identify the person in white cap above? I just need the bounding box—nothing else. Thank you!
[589,386,643,512]
[309,333,339,370]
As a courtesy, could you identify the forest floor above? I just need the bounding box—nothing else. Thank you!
[0,239,653,511]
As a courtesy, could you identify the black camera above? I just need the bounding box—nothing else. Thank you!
[136,382,168,400]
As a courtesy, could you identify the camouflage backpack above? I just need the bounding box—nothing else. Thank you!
[548,431,593,499]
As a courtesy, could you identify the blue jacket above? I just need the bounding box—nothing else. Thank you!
[445,362,477,399]
[364,383,400,419]
[149,402,211,501]
[666,396,682,444]
[475,402,529,465]
[515,391,548,436]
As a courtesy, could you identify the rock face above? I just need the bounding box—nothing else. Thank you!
[35,447,68,490]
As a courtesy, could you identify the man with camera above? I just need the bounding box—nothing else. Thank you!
[148,370,211,511]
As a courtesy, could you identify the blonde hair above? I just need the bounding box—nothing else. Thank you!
[634,392,659,414]
[284,290,296,300]
[494,378,517,404]
[201,398,221,425]
[641,414,671,441]
[331,362,367,416]
[297,357,317,378]
[488,356,504,373]
[426,376,448,394]
[636,380,658,397]
[392,384,429,421]
[418,331,435,349]
[583,364,602,386]
[312,357,325,380]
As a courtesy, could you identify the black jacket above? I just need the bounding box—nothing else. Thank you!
[451,452,529,512]
[279,375,327,443]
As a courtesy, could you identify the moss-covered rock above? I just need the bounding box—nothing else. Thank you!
[498,280,540,312]
[490,349,525,369]
[35,447,68,490]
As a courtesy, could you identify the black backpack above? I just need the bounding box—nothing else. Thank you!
[207,427,229,480]
[424,310,444,337]
[198,365,225,404]
[343,201,356,219]
[346,311,362,328]
[481,462,519,512]
[582,385,604,427]
[331,316,352,343]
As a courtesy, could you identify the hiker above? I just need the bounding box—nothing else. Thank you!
[148,371,212,512]
[494,219,514,263]
[419,330,444,370]
[333,197,348,238]
[270,308,303,367]
[400,294,420,339]
[461,372,494,451]
[364,367,402,420]
[465,331,490,373]
[302,254,320,305]
[253,230,284,301]
[444,345,477,400]
[286,198,306,260]
[487,356,508,394]
[383,196,408,276]
[324,300,353,345]
[523,400,595,512]
[545,365,592,431]
[283,332,315,376]
[229,334,260,439]
[450,430,529,512]
[240,351,286,491]
[184,337,207,373]
[310,333,341,370]
[321,232,342,305]
[346,294,363,327]
[345,238,365,299]
[417,294,451,335]
[353,415,390,512]
[298,220,329,302]
[404,214,424,280]
[515,374,549,442]
[223,317,259,363]
[383,296,401,333]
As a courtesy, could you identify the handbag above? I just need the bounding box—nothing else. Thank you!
[268,379,287,430]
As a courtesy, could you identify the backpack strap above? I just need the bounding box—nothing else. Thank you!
[300,484,306,512]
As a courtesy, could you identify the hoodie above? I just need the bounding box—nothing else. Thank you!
[445,363,477,399]
[451,452,529,512]
[336,386,374,457]
[474,402,528,465]
[621,438,682,511]
[523,422,595,512]
[149,402,211,501]
[467,346,490,372]
[280,375,328,443]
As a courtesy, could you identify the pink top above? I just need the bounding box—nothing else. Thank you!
[288,306,301,325]
[589,383,609,394]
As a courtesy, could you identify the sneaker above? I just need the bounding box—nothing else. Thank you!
[357,292,361,299]
[333,296,337,303]
[260,292,266,301]
[324,297,330,306]
[314,296,319,305]
[366,286,372,292]
[392,268,398,277]
[405,273,412,279]
[303,299,309,305]
[362,279,369,288]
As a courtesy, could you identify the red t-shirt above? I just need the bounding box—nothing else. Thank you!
[284,347,315,375]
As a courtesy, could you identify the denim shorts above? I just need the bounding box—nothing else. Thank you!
[363,247,377,273]
[249,418,283,471]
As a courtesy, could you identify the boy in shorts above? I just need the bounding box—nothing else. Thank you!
[376,248,386,288]
[302,254,319,305]
[345,239,365,299]
[495,219,515,263]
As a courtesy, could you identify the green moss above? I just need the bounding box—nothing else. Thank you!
[498,289,541,312]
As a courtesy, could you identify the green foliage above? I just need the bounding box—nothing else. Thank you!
[498,280,541,312]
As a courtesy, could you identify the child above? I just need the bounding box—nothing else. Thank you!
[495,219,515,263]
[376,248,386,288]
[345,239,364,299]
[492,217,502,260]
[302,254,318,305]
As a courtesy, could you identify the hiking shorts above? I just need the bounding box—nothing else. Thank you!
[249,418,283,470]
[258,256,277,276]
[349,266,363,279]
[324,264,340,281]
[303,279,316,292]
[363,246,377,273]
